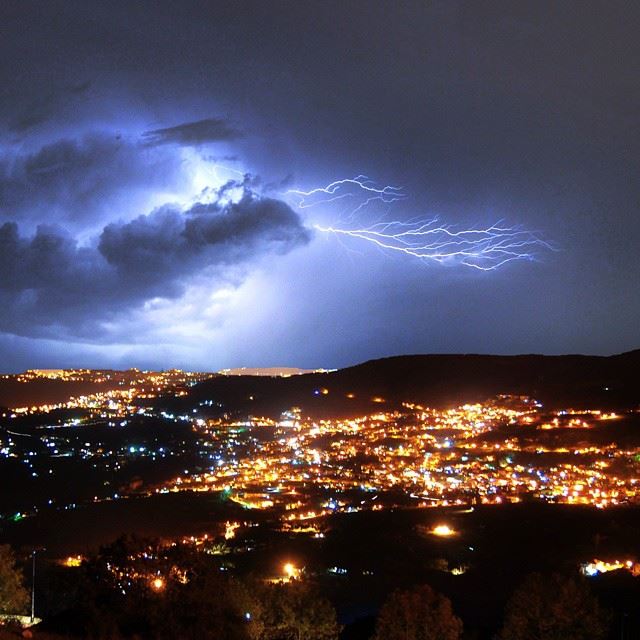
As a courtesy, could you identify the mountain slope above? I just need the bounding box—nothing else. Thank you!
[182,350,640,418]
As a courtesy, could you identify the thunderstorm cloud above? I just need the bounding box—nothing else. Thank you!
[0,1,638,370]
[0,183,311,340]
[8,80,92,133]
[0,133,185,227]
[142,118,242,146]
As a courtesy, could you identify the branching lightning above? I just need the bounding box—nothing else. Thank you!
[315,220,550,270]
[288,177,553,271]
[287,175,407,217]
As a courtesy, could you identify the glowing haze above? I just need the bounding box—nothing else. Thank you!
[0,2,638,371]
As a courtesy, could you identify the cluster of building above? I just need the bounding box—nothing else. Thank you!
[1,368,209,415]
[159,396,640,517]
[581,558,640,577]
[2,368,640,524]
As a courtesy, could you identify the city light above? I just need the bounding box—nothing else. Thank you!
[283,562,299,580]
[149,396,640,518]
[224,521,240,540]
[431,524,455,537]
[151,577,165,591]
[3,369,639,539]
[62,555,84,568]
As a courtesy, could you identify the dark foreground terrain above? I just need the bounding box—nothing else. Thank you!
[2,497,640,639]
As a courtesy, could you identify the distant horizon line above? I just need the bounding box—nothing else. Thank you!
[1,347,638,377]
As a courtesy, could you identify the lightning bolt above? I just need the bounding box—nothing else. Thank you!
[315,220,551,270]
[287,175,407,217]
[288,177,553,271]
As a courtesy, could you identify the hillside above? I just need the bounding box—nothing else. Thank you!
[180,350,640,418]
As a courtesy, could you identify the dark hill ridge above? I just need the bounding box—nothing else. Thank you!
[183,350,640,418]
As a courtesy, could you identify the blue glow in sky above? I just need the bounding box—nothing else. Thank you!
[0,1,638,371]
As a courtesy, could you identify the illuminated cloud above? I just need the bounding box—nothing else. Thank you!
[0,2,638,371]
[0,180,310,340]
[0,133,185,228]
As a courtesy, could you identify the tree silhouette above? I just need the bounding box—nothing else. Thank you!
[52,535,258,639]
[0,545,29,615]
[500,572,609,640]
[373,584,463,640]
[259,581,340,640]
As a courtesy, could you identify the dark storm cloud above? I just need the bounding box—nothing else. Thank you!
[0,184,310,339]
[142,118,242,146]
[0,0,639,371]
[0,133,183,226]
[7,81,91,133]
[99,187,309,278]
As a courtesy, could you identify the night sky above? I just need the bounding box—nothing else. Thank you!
[0,1,638,372]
